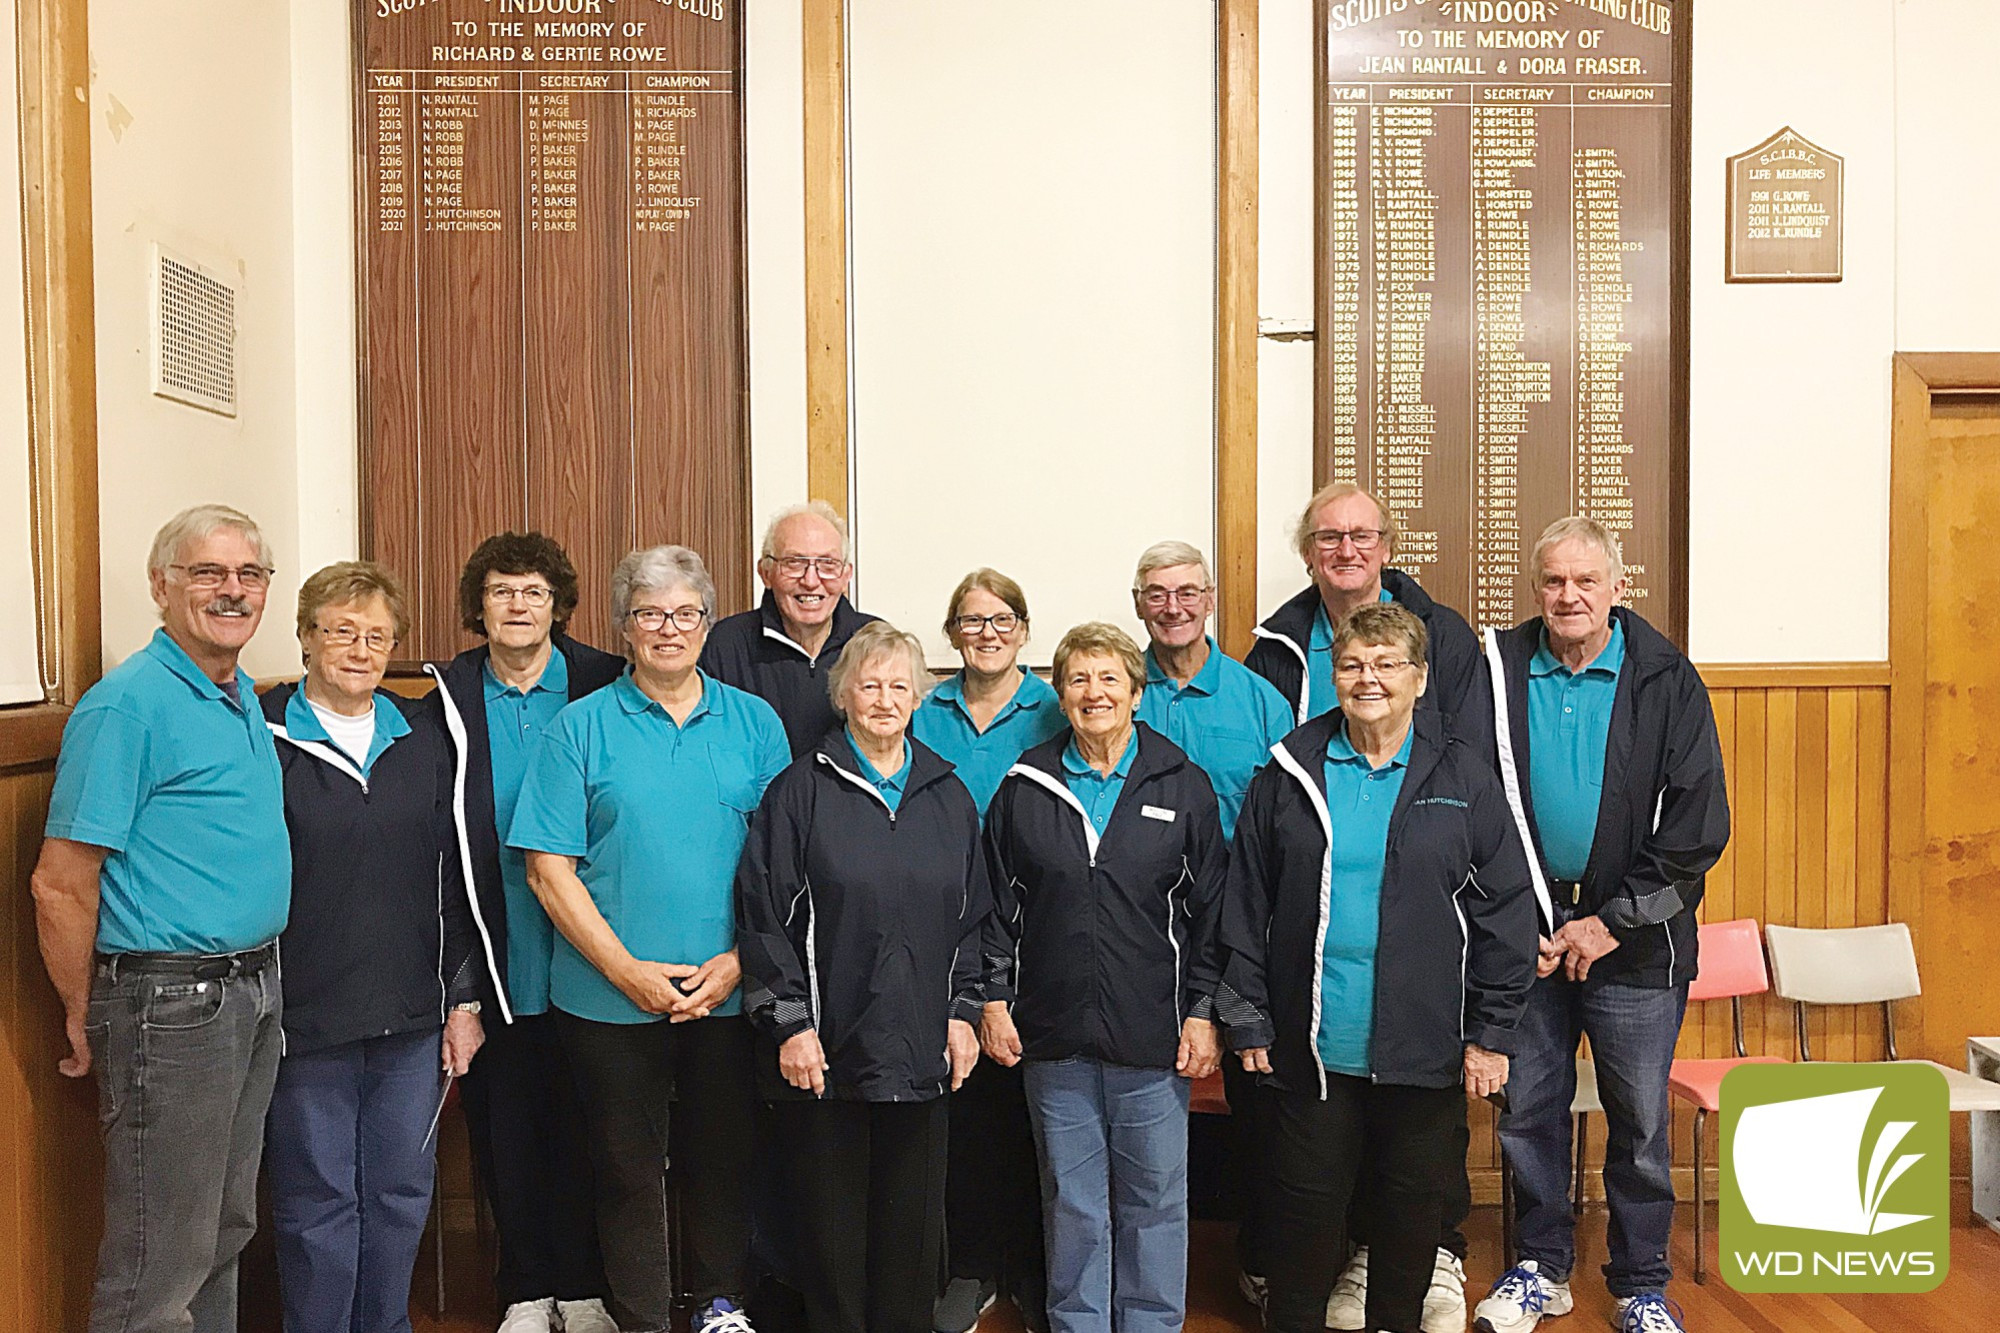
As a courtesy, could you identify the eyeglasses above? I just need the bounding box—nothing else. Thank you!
[628,606,708,633]
[767,555,847,580]
[484,583,555,607]
[314,623,397,654]
[1334,657,1416,681]
[952,612,1022,636]
[170,562,273,591]
[1137,586,1211,611]
[1310,528,1387,553]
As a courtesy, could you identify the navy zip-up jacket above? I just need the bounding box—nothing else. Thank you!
[736,731,990,1102]
[1484,607,1730,988]
[982,724,1229,1070]
[263,682,478,1055]
[1246,569,1493,760]
[1218,708,1537,1096]
[427,633,626,1020]
[700,591,879,758]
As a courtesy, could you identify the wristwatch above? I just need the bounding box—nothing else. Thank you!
[452,1001,482,1015]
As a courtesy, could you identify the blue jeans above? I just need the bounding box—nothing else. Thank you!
[1023,1058,1189,1333]
[1497,976,1689,1297]
[85,951,284,1333]
[266,1028,443,1333]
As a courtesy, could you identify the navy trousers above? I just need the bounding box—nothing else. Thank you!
[266,1028,442,1333]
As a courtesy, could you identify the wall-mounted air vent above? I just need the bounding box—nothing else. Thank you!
[150,244,237,416]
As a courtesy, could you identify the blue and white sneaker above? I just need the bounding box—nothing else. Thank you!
[1611,1293,1686,1333]
[695,1297,756,1333]
[1472,1260,1574,1333]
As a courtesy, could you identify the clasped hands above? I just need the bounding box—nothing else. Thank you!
[615,947,741,1023]
[1539,914,1621,981]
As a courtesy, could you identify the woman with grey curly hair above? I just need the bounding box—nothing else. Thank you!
[508,545,792,1333]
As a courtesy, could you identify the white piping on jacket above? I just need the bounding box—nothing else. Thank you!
[1252,626,1313,727]
[1480,629,1557,934]
[424,664,515,1025]
[1005,763,1102,865]
[1269,741,1335,1101]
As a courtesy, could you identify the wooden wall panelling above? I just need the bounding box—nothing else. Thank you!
[1471,681,1896,1203]
[2,766,101,1330]
[1215,0,1257,659]
[803,0,849,515]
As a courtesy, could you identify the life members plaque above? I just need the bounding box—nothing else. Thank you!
[1317,0,1687,635]
[1726,128,1843,283]
[356,0,748,658]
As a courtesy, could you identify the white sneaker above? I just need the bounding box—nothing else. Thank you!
[557,1297,620,1333]
[497,1299,558,1333]
[1472,1261,1573,1333]
[1324,1246,1368,1330]
[1609,1293,1685,1333]
[1237,1269,1269,1313]
[1423,1249,1467,1333]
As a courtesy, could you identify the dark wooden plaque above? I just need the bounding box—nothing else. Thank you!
[356,0,750,659]
[1316,0,1689,639]
[1726,128,1843,283]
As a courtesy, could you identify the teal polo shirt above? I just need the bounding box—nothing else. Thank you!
[1304,588,1398,721]
[911,668,1064,817]
[1315,723,1412,1077]
[1135,637,1292,839]
[485,649,572,1016]
[1527,619,1626,882]
[1061,730,1137,837]
[283,687,411,777]
[845,731,913,813]
[507,672,790,1024]
[46,628,291,954]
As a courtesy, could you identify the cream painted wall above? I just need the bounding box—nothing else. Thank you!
[1252,0,2000,664]
[1894,2,2000,351]
[89,0,303,680]
[80,0,2000,675]
[1,0,41,703]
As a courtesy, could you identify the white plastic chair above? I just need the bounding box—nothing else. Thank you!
[1764,923,2000,1111]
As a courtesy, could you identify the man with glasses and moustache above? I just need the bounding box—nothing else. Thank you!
[430,532,627,1333]
[1243,483,1492,1332]
[33,504,291,1333]
[702,501,878,757]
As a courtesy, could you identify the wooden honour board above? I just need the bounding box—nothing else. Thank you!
[1316,0,1690,639]
[355,0,750,660]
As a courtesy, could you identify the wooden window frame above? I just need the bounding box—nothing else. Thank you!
[0,0,100,770]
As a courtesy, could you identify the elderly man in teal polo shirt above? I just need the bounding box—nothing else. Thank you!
[1129,540,1292,840]
[32,504,292,1333]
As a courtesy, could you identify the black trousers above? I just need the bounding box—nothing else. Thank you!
[558,1012,756,1331]
[1347,1095,1472,1260]
[772,1097,949,1333]
[945,1058,1044,1289]
[459,1010,607,1307]
[1263,1076,1463,1333]
[1222,1055,1274,1276]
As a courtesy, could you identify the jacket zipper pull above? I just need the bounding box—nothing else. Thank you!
[1572,882,1581,906]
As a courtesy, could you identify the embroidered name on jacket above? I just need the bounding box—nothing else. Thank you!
[1412,796,1468,809]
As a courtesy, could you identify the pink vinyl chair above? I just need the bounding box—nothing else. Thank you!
[1667,917,1786,1283]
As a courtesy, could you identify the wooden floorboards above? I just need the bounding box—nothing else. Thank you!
[384,1207,2000,1333]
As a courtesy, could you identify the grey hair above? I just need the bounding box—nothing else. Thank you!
[758,500,852,563]
[1292,482,1396,561]
[610,545,717,633]
[1527,516,1625,585]
[147,503,273,576]
[1131,540,1212,592]
[827,620,932,717]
